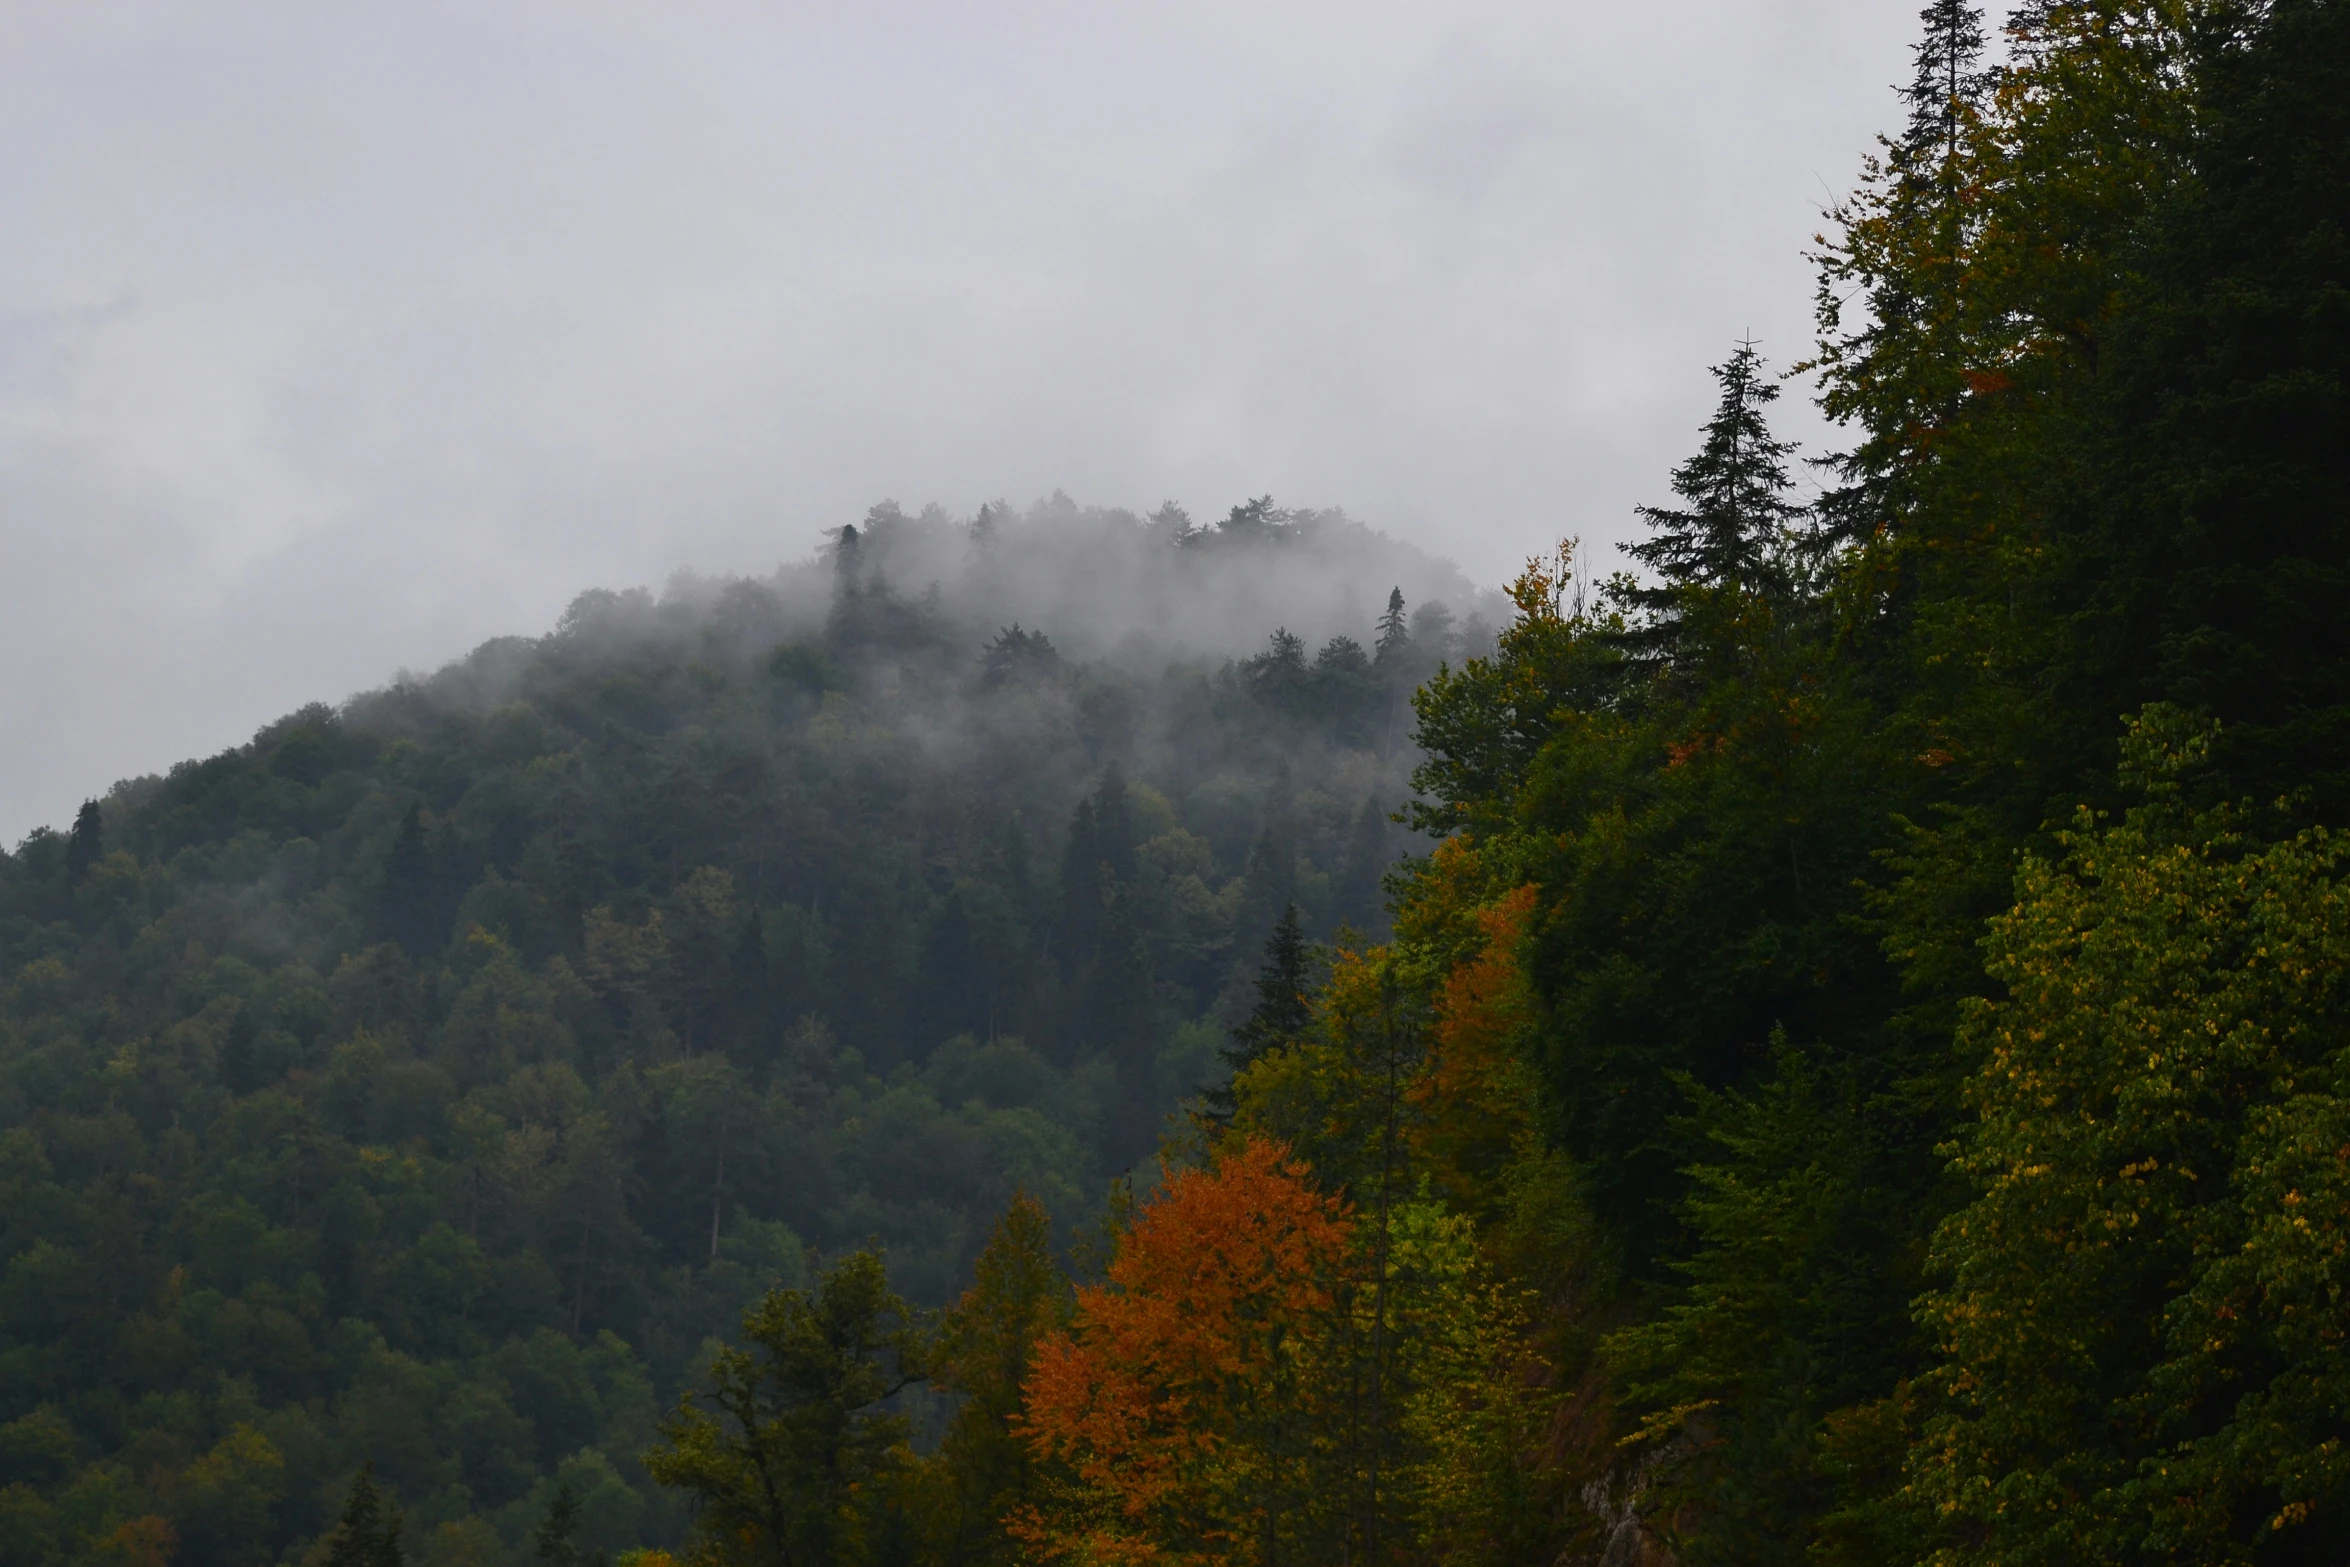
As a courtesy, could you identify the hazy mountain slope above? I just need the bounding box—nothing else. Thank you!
[0,495,1491,1564]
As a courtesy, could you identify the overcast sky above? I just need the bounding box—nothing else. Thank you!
[1,0,1945,843]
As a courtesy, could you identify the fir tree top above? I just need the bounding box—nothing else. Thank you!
[1613,341,1802,665]
[65,800,102,883]
[325,1465,404,1567]
[1376,587,1410,660]
[1900,0,1989,169]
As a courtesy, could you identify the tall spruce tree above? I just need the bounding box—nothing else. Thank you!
[1613,341,1802,669]
[1204,903,1315,1124]
[1374,587,1410,664]
[324,1465,403,1567]
[1336,798,1391,937]
[1088,888,1159,1163]
[533,1482,582,1567]
[1812,1,1991,548]
[1901,0,1988,176]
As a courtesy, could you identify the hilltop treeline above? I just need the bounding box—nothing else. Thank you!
[0,497,1490,1565]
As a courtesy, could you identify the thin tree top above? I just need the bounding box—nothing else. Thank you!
[1620,340,1801,607]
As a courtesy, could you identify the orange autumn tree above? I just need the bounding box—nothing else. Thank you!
[1409,883,1539,1219]
[1016,1137,1354,1565]
[1226,877,1563,1566]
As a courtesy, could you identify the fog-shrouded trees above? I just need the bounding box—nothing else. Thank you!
[7,4,2347,1564]
[0,492,1455,1566]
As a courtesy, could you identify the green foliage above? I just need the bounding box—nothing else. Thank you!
[326,1464,406,1567]
[1200,903,1319,1127]
[642,1252,924,1567]
[1375,3,2350,1560]
[907,1194,1068,1567]
[0,499,1447,1561]
[1610,339,1807,674]
[1917,708,2350,1562]
[2,4,2344,1562]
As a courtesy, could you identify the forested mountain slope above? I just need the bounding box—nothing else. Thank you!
[804,5,2343,1566]
[9,3,2350,1566]
[0,497,1491,1564]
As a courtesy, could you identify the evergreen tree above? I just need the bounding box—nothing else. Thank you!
[1612,341,1802,670]
[1375,587,1410,664]
[533,1481,581,1567]
[1204,904,1316,1124]
[1233,769,1298,959]
[1900,0,1988,175]
[916,888,985,1050]
[1374,588,1417,753]
[979,624,1059,689]
[324,1465,403,1567]
[1811,1,1991,551]
[728,906,772,1053]
[1242,628,1311,712]
[64,799,102,883]
[2079,0,2350,817]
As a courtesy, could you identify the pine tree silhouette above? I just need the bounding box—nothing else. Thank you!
[1374,587,1410,662]
[325,1464,404,1567]
[1900,0,1988,174]
[1203,903,1315,1125]
[1613,341,1802,669]
[64,800,102,883]
[533,1481,581,1567]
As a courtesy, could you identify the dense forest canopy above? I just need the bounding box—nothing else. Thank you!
[0,496,1493,1564]
[8,1,2350,1564]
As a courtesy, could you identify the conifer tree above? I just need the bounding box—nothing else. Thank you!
[1088,888,1158,1162]
[1244,627,1312,712]
[1900,0,1988,177]
[1612,341,1802,669]
[1233,769,1298,957]
[1205,903,1316,1124]
[64,799,102,883]
[916,888,985,1049]
[1375,587,1410,663]
[324,1465,403,1567]
[533,1482,582,1567]
[979,624,1059,689]
[1811,1,1991,546]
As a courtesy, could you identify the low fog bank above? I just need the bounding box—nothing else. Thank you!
[364,492,1503,740]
